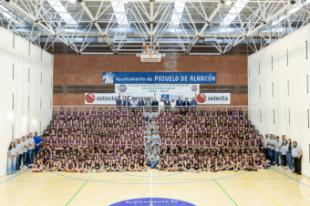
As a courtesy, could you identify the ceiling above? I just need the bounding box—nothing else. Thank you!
[0,0,309,55]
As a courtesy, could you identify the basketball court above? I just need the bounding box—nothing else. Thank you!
[1,0,310,206]
[1,168,310,206]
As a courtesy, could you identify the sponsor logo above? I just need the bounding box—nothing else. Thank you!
[196,93,230,104]
[117,84,127,93]
[190,85,198,92]
[196,93,206,103]
[85,93,95,103]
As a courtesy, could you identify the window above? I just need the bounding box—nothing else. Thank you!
[271,56,274,71]
[306,41,308,60]
[11,125,14,140]
[12,93,14,110]
[12,63,14,79]
[272,82,275,97]
[40,97,42,110]
[286,49,289,66]
[307,108,310,128]
[28,41,31,56]
[27,95,30,111]
[28,68,30,83]
[307,75,309,94]
[40,72,43,85]
[287,79,290,96]
[12,33,15,48]
[248,66,251,79]
[41,49,43,61]
[272,109,276,124]
[260,109,262,123]
[288,109,291,126]
[259,60,261,75]
[259,85,262,99]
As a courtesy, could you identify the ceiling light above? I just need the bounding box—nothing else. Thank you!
[225,0,233,6]
[111,0,129,25]
[272,0,310,26]
[47,0,76,25]
[0,5,13,20]
[171,0,186,25]
[221,0,250,26]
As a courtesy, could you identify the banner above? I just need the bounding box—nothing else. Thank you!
[85,93,117,105]
[102,72,216,84]
[196,93,231,105]
[115,84,199,100]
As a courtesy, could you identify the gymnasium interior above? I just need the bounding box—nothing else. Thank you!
[0,0,310,206]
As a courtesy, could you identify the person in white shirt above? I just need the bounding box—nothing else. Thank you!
[285,138,293,171]
[262,135,268,159]
[280,139,287,166]
[21,136,29,168]
[7,141,17,175]
[15,138,22,171]
[27,134,35,166]
[292,141,302,175]
[274,136,281,166]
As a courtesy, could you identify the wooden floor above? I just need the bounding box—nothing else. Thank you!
[0,167,310,206]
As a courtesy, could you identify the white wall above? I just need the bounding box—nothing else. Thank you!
[248,24,310,176]
[0,27,53,176]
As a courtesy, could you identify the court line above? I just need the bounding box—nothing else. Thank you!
[213,178,239,206]
[0,169,29,184]
[271,167,310,188]
[50,171,245,185]
[64,174,93,206]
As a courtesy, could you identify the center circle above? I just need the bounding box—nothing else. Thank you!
[109,197,196,206]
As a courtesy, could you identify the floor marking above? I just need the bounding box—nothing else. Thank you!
[0,169,29,184]
[50,171,245,185]
[213,178,239,206]
[271,168,310,186]
[64,174,93,206]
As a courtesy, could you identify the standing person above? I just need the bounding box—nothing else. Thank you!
[27,134,35,166]
[263,134,269,159]
[33,132,42,159]
[176,97,183,107]
[190,97,197,112]
[274,136,280,166]
[270,135,276,165]
[116,96,122,108]
[151,98,159,112]
[280,139,287,166]
[21,136,28,168]
[145,98,152,112]
[292,141,302,175]
[15,138,22,171]
[182,98,190,107]
[286,138,293,171]
[7,142,17,175]
[190,97,197,106]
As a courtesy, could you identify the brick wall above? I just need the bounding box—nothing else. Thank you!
[53,54,248,106]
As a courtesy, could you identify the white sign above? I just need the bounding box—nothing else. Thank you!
[84,93,117,105]
[196,93,231,105]
[115,84,199,100]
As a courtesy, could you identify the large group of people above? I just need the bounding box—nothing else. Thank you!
[32,108,147,172]
[7,106,303,175]
[155,110,269,172]
[7,132,42,175]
